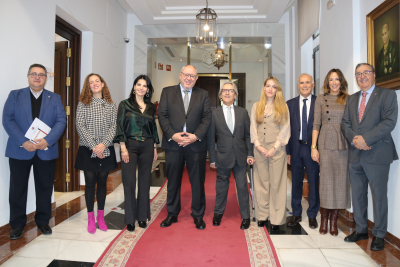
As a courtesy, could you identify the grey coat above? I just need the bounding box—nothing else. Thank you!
[341,86,398,164]
[207,106,253,169]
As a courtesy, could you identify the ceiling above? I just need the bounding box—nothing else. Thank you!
[118,0,293,25]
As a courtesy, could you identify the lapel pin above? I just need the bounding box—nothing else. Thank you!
[48,96,50,97]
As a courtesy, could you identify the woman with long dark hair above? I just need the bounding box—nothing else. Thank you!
[311,68,350,236]
[114,75,159,232]
[75,73,117,234]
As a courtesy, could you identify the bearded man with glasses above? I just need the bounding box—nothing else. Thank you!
[3,64,66,240]
[341,63,398,251]
[158,65,211,230]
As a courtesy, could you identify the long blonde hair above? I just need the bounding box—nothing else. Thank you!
[256,77,288,126]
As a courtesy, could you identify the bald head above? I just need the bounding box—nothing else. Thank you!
[298,73,314,98]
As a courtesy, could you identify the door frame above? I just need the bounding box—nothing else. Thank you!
[197,73,246,108]
[55,16,81,191]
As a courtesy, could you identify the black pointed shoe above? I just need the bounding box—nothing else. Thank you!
[371,237,384,251]
[212,213,223,226]
[37,224,52,235]
[257,220,266,227]
[10,227,24,240]
[194,218,206,230]
[240,219,251,230]
[127,223,135,232]
[138,221,147,228]
[160,216,178,227]
[287,216,302,227]
[271,224,280,231]
[344,231,369,243]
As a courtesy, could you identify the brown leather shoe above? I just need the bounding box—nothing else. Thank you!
[308,218,318,229]
[287,216,302,227]
[319,208,329,235]
[330,209,339,236]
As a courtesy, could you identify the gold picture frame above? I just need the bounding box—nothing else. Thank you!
[367,0,400,89]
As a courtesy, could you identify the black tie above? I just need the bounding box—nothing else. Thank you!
[302,99,308,141]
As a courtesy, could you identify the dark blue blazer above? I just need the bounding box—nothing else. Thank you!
[3,87,66,160]
[286,95,316,158]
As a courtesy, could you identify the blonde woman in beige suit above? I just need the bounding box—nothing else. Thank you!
[311,68,350,236]
[250,77,290,231]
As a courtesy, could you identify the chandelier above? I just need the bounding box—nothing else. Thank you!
[214,47,228,70]
[196,0,218,43]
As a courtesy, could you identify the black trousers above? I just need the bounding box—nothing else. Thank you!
[9,154,55,229]
[165,147,207,218]
[121,139,154,224]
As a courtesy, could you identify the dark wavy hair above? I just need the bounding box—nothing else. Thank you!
[129,75,154,106]
[322,68,348,105]
[79,73,113,105]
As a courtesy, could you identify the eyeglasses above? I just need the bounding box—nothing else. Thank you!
[29,72,47,79]
[221,89,235,94]
[355,70,373,77]
[181,72,197,79]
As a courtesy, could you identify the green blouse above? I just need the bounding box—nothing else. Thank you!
[113,99,159,144]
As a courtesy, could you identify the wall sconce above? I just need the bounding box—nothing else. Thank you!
[327,0,335,10]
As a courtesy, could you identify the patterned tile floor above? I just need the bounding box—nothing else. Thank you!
[0,161,399,266]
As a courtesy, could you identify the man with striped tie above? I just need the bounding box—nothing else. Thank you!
[341,63,398,251]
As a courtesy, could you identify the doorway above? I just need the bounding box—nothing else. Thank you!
[54,16,81,192]
[195,73,246,109]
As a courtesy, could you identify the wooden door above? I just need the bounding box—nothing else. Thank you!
[195,77,221,110]
[54,41,68,192]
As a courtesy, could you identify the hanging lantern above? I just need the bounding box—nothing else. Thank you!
[196,0,218,43]
[214,47,228,70]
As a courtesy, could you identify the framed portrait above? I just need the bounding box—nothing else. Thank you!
[158,63,163,70]
[166,65,171,71]
[367,0,400,89]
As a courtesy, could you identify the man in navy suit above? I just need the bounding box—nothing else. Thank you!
[3,64,66,240]
[286,74,320,229]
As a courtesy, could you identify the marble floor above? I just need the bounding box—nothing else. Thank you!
[0,162,399,266]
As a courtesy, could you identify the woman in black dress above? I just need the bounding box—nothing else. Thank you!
[75,73,117,234]
[114,75,159,232]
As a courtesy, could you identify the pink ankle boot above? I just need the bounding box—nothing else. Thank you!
[97,210,108,232]
[87,211,96,234]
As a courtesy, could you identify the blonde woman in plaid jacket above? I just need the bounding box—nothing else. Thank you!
[75,73,117,234]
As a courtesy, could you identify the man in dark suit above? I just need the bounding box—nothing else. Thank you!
[3,64,66,240]
[286,74,320,229]
[158,65,211,230]
[341,63,398,251]
[207,82,254,230]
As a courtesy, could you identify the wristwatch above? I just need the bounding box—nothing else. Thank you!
[311,145,317,149]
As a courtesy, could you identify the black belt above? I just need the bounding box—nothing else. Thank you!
[298,140,307,144]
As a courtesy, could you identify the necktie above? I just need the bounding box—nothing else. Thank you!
[183,90,189,114]
[226,106,234,133]
[359,92,367,123]
[302,99,308,141]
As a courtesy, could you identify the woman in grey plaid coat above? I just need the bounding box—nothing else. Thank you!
[311,69,350,236]
[75,73,117,234]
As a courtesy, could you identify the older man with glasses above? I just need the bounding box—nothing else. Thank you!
[207,82,254,230]
[158,65,211,230]
[341,63,398,251]
[3,63,66,240]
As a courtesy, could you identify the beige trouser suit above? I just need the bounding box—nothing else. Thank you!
[250,101,290,225]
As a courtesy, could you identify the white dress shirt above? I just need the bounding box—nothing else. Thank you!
[30,88,43,99]
[180,83,192,132]
[299,94,312,140]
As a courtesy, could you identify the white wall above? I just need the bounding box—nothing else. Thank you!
[0,0,128,227]
[319,0,400,239]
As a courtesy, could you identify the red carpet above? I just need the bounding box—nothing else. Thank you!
[95,165,280,267]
